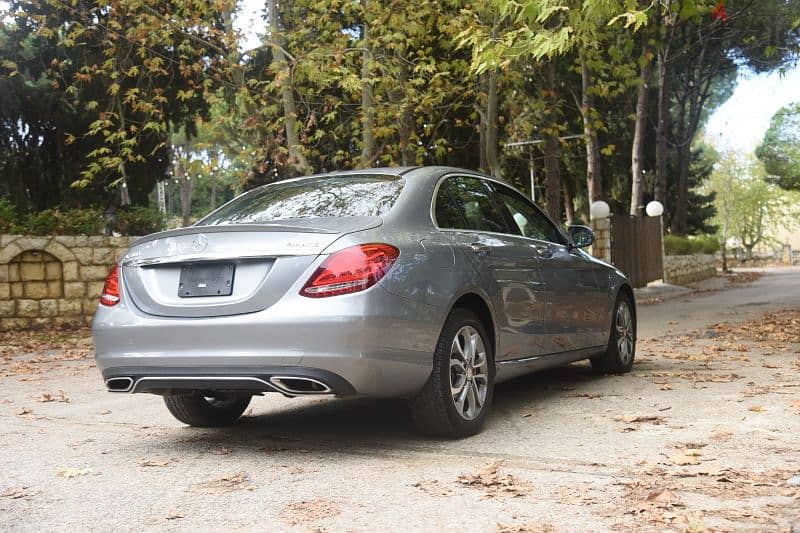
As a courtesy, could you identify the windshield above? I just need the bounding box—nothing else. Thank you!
[198,174,405,226]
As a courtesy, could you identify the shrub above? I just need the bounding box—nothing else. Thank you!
[0,197,17,233]
[664,234,720,255]
[21,208,104,235]
[114,206,165,236]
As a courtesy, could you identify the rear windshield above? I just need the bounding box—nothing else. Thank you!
[199,174,404,226]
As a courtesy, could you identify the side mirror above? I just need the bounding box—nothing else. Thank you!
[568,225,594,249]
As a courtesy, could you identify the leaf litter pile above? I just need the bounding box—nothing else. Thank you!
[0,328,93,378]
[456,460,532,499]
[614,308,800,530]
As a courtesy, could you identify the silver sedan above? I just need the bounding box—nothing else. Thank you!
[93,167,636,437]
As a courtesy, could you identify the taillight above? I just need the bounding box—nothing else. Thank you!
[300,243,399,298]
[100,264,120,306]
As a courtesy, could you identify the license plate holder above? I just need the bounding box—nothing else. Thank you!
[178,262,235,298]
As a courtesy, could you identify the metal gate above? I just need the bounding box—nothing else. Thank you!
[611,215,664,288]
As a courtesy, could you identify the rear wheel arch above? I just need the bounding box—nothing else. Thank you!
[450,292,496,361]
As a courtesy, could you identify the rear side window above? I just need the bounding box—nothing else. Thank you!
[199,175,404,225]
[434,181,468,229]
[436,176,508,234]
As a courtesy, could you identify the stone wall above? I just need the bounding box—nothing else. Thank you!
[588,217,611,264]
[1,235,137,329]
[663,254,717,286]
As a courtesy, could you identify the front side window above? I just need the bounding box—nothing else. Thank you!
[436,176,508,234]
[493,184,565,244]
[199,174,404,226]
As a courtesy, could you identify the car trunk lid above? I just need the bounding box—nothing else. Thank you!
[120,217,379,317]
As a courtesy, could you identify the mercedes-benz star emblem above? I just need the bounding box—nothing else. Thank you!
[191,234,208,252]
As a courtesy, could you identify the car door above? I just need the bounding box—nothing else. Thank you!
[490,184,608,353]
[433,175,547,361]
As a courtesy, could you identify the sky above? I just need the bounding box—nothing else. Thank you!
[705,66,800,153]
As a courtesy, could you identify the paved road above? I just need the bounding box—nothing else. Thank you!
[1,268,799,531]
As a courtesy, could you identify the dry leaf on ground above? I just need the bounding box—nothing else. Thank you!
[279,499,340,526]
[497,522,556,533]
[39,390,69,403]
[790,400,800,415]
[614,415,665,424]
[189,472,250,494]
[138,459,172,467]
[56,467,91,478]
[457,460,532,499]
[1,486,35,499]
[412,479,455,497]
[667,449,702,466]
[748,406,766,413]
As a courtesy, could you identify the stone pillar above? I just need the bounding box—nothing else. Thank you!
[589,216,611,264]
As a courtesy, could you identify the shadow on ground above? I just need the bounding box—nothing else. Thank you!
[146,362,612,455]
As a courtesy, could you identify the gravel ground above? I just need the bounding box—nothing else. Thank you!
[1,268,799,532]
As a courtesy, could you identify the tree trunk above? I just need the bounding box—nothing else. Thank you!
[562,181,574,226]
[267,0,311,176]
[630,38,652,216]
[543,60,561,222]
[485,71,501,179]
[655,48,669,207]
[360,5,376,166]
[579,49,602,203]
[210,177,217,210]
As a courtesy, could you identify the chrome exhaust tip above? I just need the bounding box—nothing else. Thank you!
[269,376,332,395]
[105,377,134,392]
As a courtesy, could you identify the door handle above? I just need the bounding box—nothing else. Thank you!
[535,245,554,259]
[470,243,491,256]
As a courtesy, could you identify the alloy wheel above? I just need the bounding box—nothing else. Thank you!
[615,302,635,364]
[449,325,489,420]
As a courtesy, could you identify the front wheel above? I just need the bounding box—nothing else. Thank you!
[409,308,494,438]
[163,392,251,427]
[591,292,636,374]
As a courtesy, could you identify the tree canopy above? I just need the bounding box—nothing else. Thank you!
[756,102,800,191]
[1,0,798,232]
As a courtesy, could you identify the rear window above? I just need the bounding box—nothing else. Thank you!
[199,174,404,226]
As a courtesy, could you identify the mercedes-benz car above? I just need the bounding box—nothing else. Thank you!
[93,167,636,437]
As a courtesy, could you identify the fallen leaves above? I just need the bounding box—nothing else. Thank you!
[411,479,455,497]
[1,486,35,499]
[39,390,69,403]
[56,467,91,478]
[614,414,665,424]
[189,472,251,494]
[666,449,702,466]
[138,458,172,467]
[457,460,532,499]
[497,522,556,533]
[279,499,341,526]
[0,328,93,377]
[748,405,766,413]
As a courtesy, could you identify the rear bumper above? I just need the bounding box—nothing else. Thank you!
[92,285,444,398]
[102,365,357,396]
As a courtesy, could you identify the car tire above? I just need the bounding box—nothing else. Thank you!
[591,291,636,374]
[163,392,252,427]
[409,308,494,438]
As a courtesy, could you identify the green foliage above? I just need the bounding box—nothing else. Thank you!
[0,197,17,232]
[664,234,720,256]
[704,152,800,257]
[114,206,166,236]
[756,102,800,191]
[21,208,104,235]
